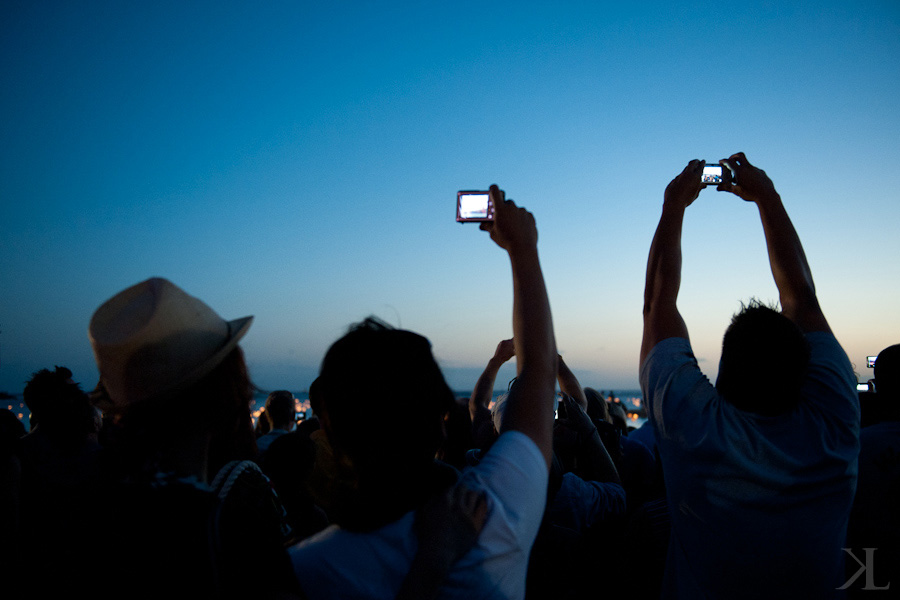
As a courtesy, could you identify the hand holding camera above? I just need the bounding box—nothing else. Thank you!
[715,152,780,205]
[664,159,706,209]
[476,185,538,255]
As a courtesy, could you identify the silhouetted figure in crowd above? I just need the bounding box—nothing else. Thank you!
[477,352,625,599]
[53,277,299,600]
[468,338,516,456]
[845,343,900,595]
[15,366,103,599]
[640,153,859,598]
[0,408,25,578]
[583,386,625,462]
[256,390,297,456]
[289,184,558,599]
[437,396,476,471]
[258,413,330,544]
[530,391,625,600]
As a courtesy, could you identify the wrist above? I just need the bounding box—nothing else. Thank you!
[661,200,688,214]
[507,243,540,264]
[748,187,781,206]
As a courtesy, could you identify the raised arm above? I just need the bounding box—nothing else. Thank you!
[640,160,705,366]
[480,185,557,467]
[469,339,515,423]
[717,152,830,333]
[557,353,588,411]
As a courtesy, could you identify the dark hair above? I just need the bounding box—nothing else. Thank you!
[716,300,810,416]
[113,347,256,481]
[317,317,455,474]
[23,366,95,442]
[436,397,474,471]
[874,344,900,405]
[308,376,323,416]
[584,387,610,423]
[264,390,296,429]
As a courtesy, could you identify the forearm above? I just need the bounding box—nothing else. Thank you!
[557,356,587,410]
[503,247,557,464]
[470,357,503,421]
[509,249,557,379]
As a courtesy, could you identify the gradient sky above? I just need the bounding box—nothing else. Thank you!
[2,1,899,396]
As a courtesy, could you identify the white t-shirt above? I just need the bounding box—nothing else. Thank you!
[289,430,548,600]
[640,332,859,599]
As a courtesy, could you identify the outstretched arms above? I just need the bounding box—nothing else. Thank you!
[480,185,558,468]
[640,160,705,366]
[717,152,830,333]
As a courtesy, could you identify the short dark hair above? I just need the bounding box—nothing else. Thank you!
[23,366,92,436]
[264,390,296,429]
[716,300,810,416]
[318,317,455,472]
[874,344,900,401]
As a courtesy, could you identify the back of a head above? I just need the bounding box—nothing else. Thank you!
[874,344,900,416]
[584,387,610,423]
[23,366,73,423]
[318,317,455,474]
[716,300,810,416]
[22,366,94,441]
[265,390,296,429]
[88,278,256,480]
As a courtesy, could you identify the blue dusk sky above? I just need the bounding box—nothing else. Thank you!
[2,1,899,396]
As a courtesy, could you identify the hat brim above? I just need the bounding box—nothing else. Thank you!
[174,315,254,395]
[94,315,254,411]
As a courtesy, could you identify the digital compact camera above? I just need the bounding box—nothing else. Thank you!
[456,190,494,223]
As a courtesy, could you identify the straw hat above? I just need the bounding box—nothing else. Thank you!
[89,277,253,408]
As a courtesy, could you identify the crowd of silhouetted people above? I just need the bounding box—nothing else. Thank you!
[1,155,898,599]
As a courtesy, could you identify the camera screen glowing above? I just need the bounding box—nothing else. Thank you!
[459,193,490,218]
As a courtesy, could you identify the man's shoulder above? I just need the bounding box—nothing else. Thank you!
[800,331,859,416]
[642,336,693,367]
[640,336,707,401]
[640,337,719,442]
